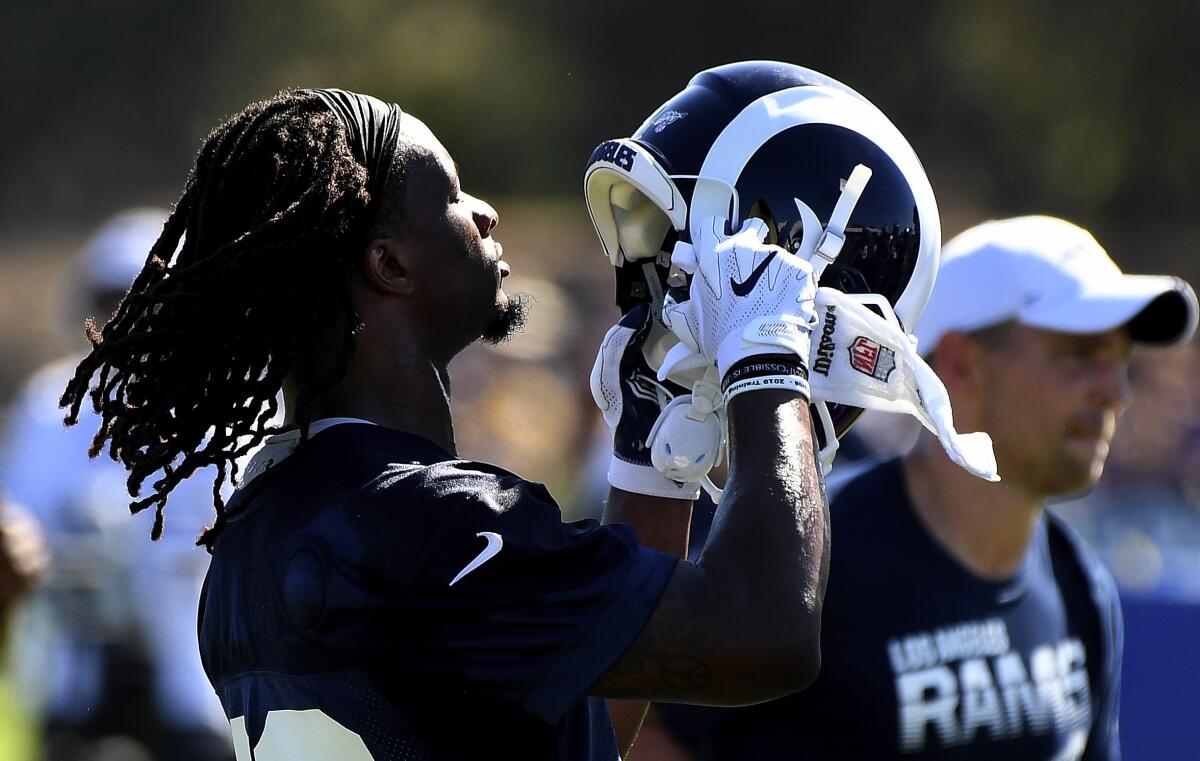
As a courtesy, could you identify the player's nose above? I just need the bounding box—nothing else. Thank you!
[471,197,498,237]
[1087,359,1132,412]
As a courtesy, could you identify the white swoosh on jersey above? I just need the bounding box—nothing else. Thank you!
[448,532,504,587]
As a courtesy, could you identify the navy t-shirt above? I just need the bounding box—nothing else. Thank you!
[659,458,1122,760]
[198,422,677,760]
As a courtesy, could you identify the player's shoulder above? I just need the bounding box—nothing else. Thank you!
[229,423,462,532]
[1043,509,1121,609]
[226,424,564,578]
[285,423,494,495]
[1042,509,1124,695]
[397,458,553,506]
[362,447,557,520]
[297,424,561,536]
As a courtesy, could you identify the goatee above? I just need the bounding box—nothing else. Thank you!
[481,292,531,344]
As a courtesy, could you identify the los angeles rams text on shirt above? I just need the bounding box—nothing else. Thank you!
[654,458,1121,761]
[888,618,1091,753]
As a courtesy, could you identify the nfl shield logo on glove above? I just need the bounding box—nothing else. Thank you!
[849,336,897,382]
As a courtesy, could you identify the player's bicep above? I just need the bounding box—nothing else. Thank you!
[591,561,717,701]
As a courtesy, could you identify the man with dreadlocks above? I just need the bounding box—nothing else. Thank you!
[60,88,832,760]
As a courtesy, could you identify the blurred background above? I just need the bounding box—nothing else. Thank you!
[1,1,1198,759]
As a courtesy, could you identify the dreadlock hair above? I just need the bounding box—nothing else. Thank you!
[59,90,398,551]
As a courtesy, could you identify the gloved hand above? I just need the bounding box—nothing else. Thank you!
[660,217,818,403]
[590,304,702,499]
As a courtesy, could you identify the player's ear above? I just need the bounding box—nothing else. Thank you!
[931,331,987,400]
[362,238,414,297]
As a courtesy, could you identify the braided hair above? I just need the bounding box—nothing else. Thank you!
[59,90,393,550]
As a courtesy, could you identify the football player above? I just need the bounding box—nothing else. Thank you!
[59,88,831,759]
[655,216,1198,759]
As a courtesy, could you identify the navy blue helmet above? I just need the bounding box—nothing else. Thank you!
[585,61,941,450]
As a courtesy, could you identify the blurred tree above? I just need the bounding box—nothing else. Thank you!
[1,0,1196,284]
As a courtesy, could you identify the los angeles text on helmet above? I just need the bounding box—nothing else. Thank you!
[589,140,637,173]
[813,304,838,376]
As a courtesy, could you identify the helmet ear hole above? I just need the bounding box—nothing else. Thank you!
[746,199,778,245]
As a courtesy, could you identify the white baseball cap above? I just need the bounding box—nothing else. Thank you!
[915,215,1198,354]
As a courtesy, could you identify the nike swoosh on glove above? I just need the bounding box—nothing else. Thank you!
[660,217,818,402]
[590,304,702,499]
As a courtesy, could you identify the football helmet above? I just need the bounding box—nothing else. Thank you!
[585,60,940,461]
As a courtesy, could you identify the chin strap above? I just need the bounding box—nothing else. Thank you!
[641,260,668,322]
[811,401,839,476]
[646,366,725,485]
[806,163,873,280]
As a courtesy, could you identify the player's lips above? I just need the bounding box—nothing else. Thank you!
[1065,413,1112,441]
[1064,424,1113,456]
[1065,434,1107,454]
[495,241,509,278]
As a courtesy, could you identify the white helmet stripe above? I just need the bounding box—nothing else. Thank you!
[691,85,940,329]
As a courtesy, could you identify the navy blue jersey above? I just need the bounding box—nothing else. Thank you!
[659,458,1122,760]
[198,422,677,760]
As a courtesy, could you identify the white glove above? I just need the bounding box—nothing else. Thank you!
[590,305,702,499]
[807,287,1000,481]
[660,217,818,402]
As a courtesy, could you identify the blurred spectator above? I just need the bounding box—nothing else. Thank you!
[0,496,48,633]
[0,495,49,761]
[0,210,232,761]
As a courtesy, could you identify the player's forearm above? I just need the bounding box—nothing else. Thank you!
[590,391,826,704]
[603,488,693,556]
[695,390,828,681]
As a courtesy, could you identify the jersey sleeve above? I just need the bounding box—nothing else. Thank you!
[1046,513,1124,761]
[1082,563,1123,761]
[348,462,679,725]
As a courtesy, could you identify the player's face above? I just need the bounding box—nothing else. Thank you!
[975,324,1132,498]
[397,118,522,350]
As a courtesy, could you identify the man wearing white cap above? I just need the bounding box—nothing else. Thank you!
[652,215,1197,760]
